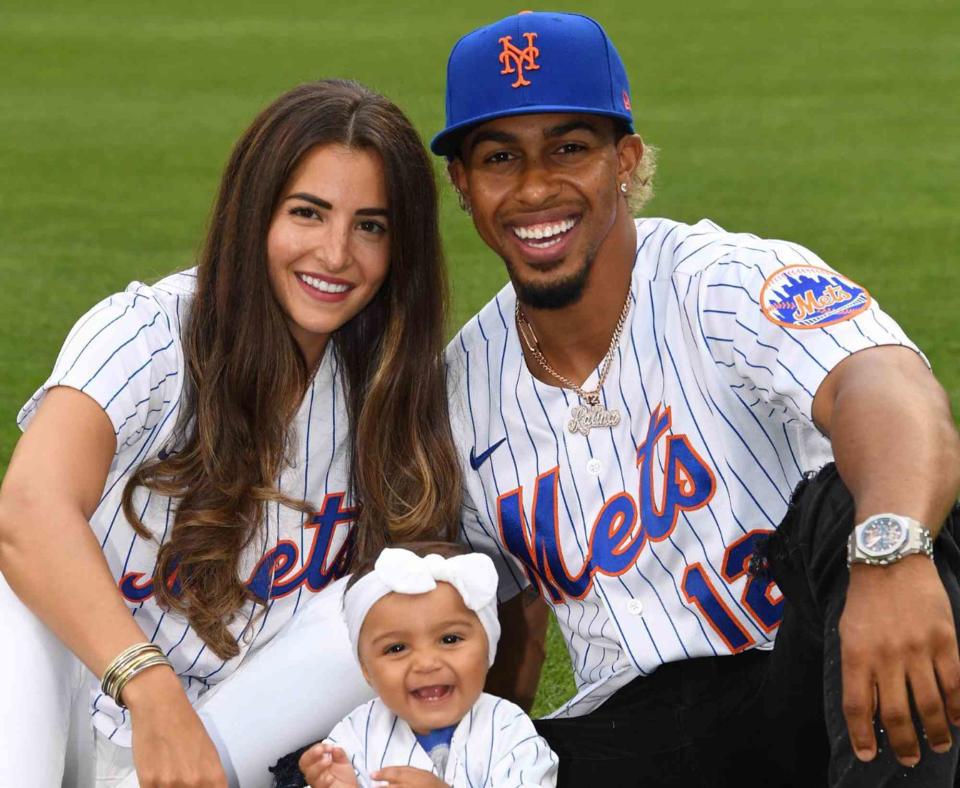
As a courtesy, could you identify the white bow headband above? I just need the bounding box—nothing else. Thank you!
[343,548,501,667]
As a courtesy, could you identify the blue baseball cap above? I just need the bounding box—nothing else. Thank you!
[431,11,634,157]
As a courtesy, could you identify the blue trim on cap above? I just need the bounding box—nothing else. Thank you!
[430,105,634,157]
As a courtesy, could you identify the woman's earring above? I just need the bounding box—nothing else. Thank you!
[619,182,629,195]
[457,191,472,215]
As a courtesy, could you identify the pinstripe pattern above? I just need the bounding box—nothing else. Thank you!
[325,693,557,787]
[16,270,355,746]
[448,217,921,718]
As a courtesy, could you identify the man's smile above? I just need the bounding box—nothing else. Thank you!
[511,217,577,245]
[504,213,582,266]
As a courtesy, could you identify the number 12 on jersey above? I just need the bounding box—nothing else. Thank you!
[682,530,784,653]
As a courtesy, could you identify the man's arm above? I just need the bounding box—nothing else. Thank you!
[812,345,960,766]
[485,587,549,711]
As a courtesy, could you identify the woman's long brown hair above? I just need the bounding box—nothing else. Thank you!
[121,80,462,659]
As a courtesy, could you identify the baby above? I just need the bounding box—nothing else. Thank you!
[299,542,558,788]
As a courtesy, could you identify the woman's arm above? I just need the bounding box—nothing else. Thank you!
[0,386,226,787]
[484,589,549,711]
[0,387,144,673]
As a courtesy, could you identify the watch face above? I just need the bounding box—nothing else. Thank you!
[857,517,909,558]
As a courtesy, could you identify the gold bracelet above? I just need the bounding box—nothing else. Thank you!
[112,655,171,704]
[101,644,142,700]
[111,652,166,692]
[102,643,157,700]
[104,646,168,704]
[101,643,173,707]
[104,647,172,706]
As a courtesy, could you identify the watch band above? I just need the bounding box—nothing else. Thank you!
[847,514,934,568]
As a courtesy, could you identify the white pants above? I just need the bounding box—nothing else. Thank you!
[0,574,373,788]
[95,730,136,785]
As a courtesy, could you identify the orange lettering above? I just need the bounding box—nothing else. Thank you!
[791,290,820,320]
[498,33,540,88]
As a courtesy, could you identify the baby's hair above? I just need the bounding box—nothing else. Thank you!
[345,541,469,593]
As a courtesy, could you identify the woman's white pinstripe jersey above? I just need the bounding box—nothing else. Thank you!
[16,270,357,746]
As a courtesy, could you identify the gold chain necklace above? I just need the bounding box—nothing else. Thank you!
[515,288,632,436]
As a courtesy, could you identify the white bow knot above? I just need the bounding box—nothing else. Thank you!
[374,549,498,613]
[342,548,502,667]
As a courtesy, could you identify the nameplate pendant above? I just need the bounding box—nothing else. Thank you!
[568,403,621,436]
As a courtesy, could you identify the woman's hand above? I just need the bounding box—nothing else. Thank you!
[371,766,449,787]
[299,743,359,787]
[124,665,228,787]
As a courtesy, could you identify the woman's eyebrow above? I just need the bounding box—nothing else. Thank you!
[285,192,386,217]
[286,192,332,209]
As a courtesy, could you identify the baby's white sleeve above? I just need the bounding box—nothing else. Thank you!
[323,709,374,787]
[488,705,558,787]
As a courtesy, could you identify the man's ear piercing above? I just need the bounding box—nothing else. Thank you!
[457,191,472,215]
[619,182,629,194]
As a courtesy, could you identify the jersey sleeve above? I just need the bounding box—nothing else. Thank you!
[695,238,924,423]
[323,712,370,785]
[17,282,183,456]
[488,701,559,787]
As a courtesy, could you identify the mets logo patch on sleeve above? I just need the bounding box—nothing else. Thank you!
[759,265,871,329]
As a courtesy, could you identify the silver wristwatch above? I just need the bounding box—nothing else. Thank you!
[847,513,934,567]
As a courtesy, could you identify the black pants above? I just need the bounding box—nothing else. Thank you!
[534,464,960,787]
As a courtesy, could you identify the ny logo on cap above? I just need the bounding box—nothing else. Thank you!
[498,32,540,88]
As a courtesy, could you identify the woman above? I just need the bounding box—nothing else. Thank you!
[0,79,461,787]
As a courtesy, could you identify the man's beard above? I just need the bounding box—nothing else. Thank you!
[508,251,595,310]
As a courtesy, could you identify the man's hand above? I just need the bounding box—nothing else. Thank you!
[840,555,960,766]
[370,766,449,787]
[299,743,359,788]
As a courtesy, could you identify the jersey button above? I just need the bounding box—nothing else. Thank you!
[586,458,603,476]
[626,599,644,616]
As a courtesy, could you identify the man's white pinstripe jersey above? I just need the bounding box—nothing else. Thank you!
[17,269,357,746]
[447,217,923,718]
[325,693,557,787]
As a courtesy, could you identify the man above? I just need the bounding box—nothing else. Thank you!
[435,11,960,787]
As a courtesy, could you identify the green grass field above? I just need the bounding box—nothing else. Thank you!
[1,0,957,717]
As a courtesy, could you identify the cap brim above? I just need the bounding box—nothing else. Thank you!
[430,105,634,157]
